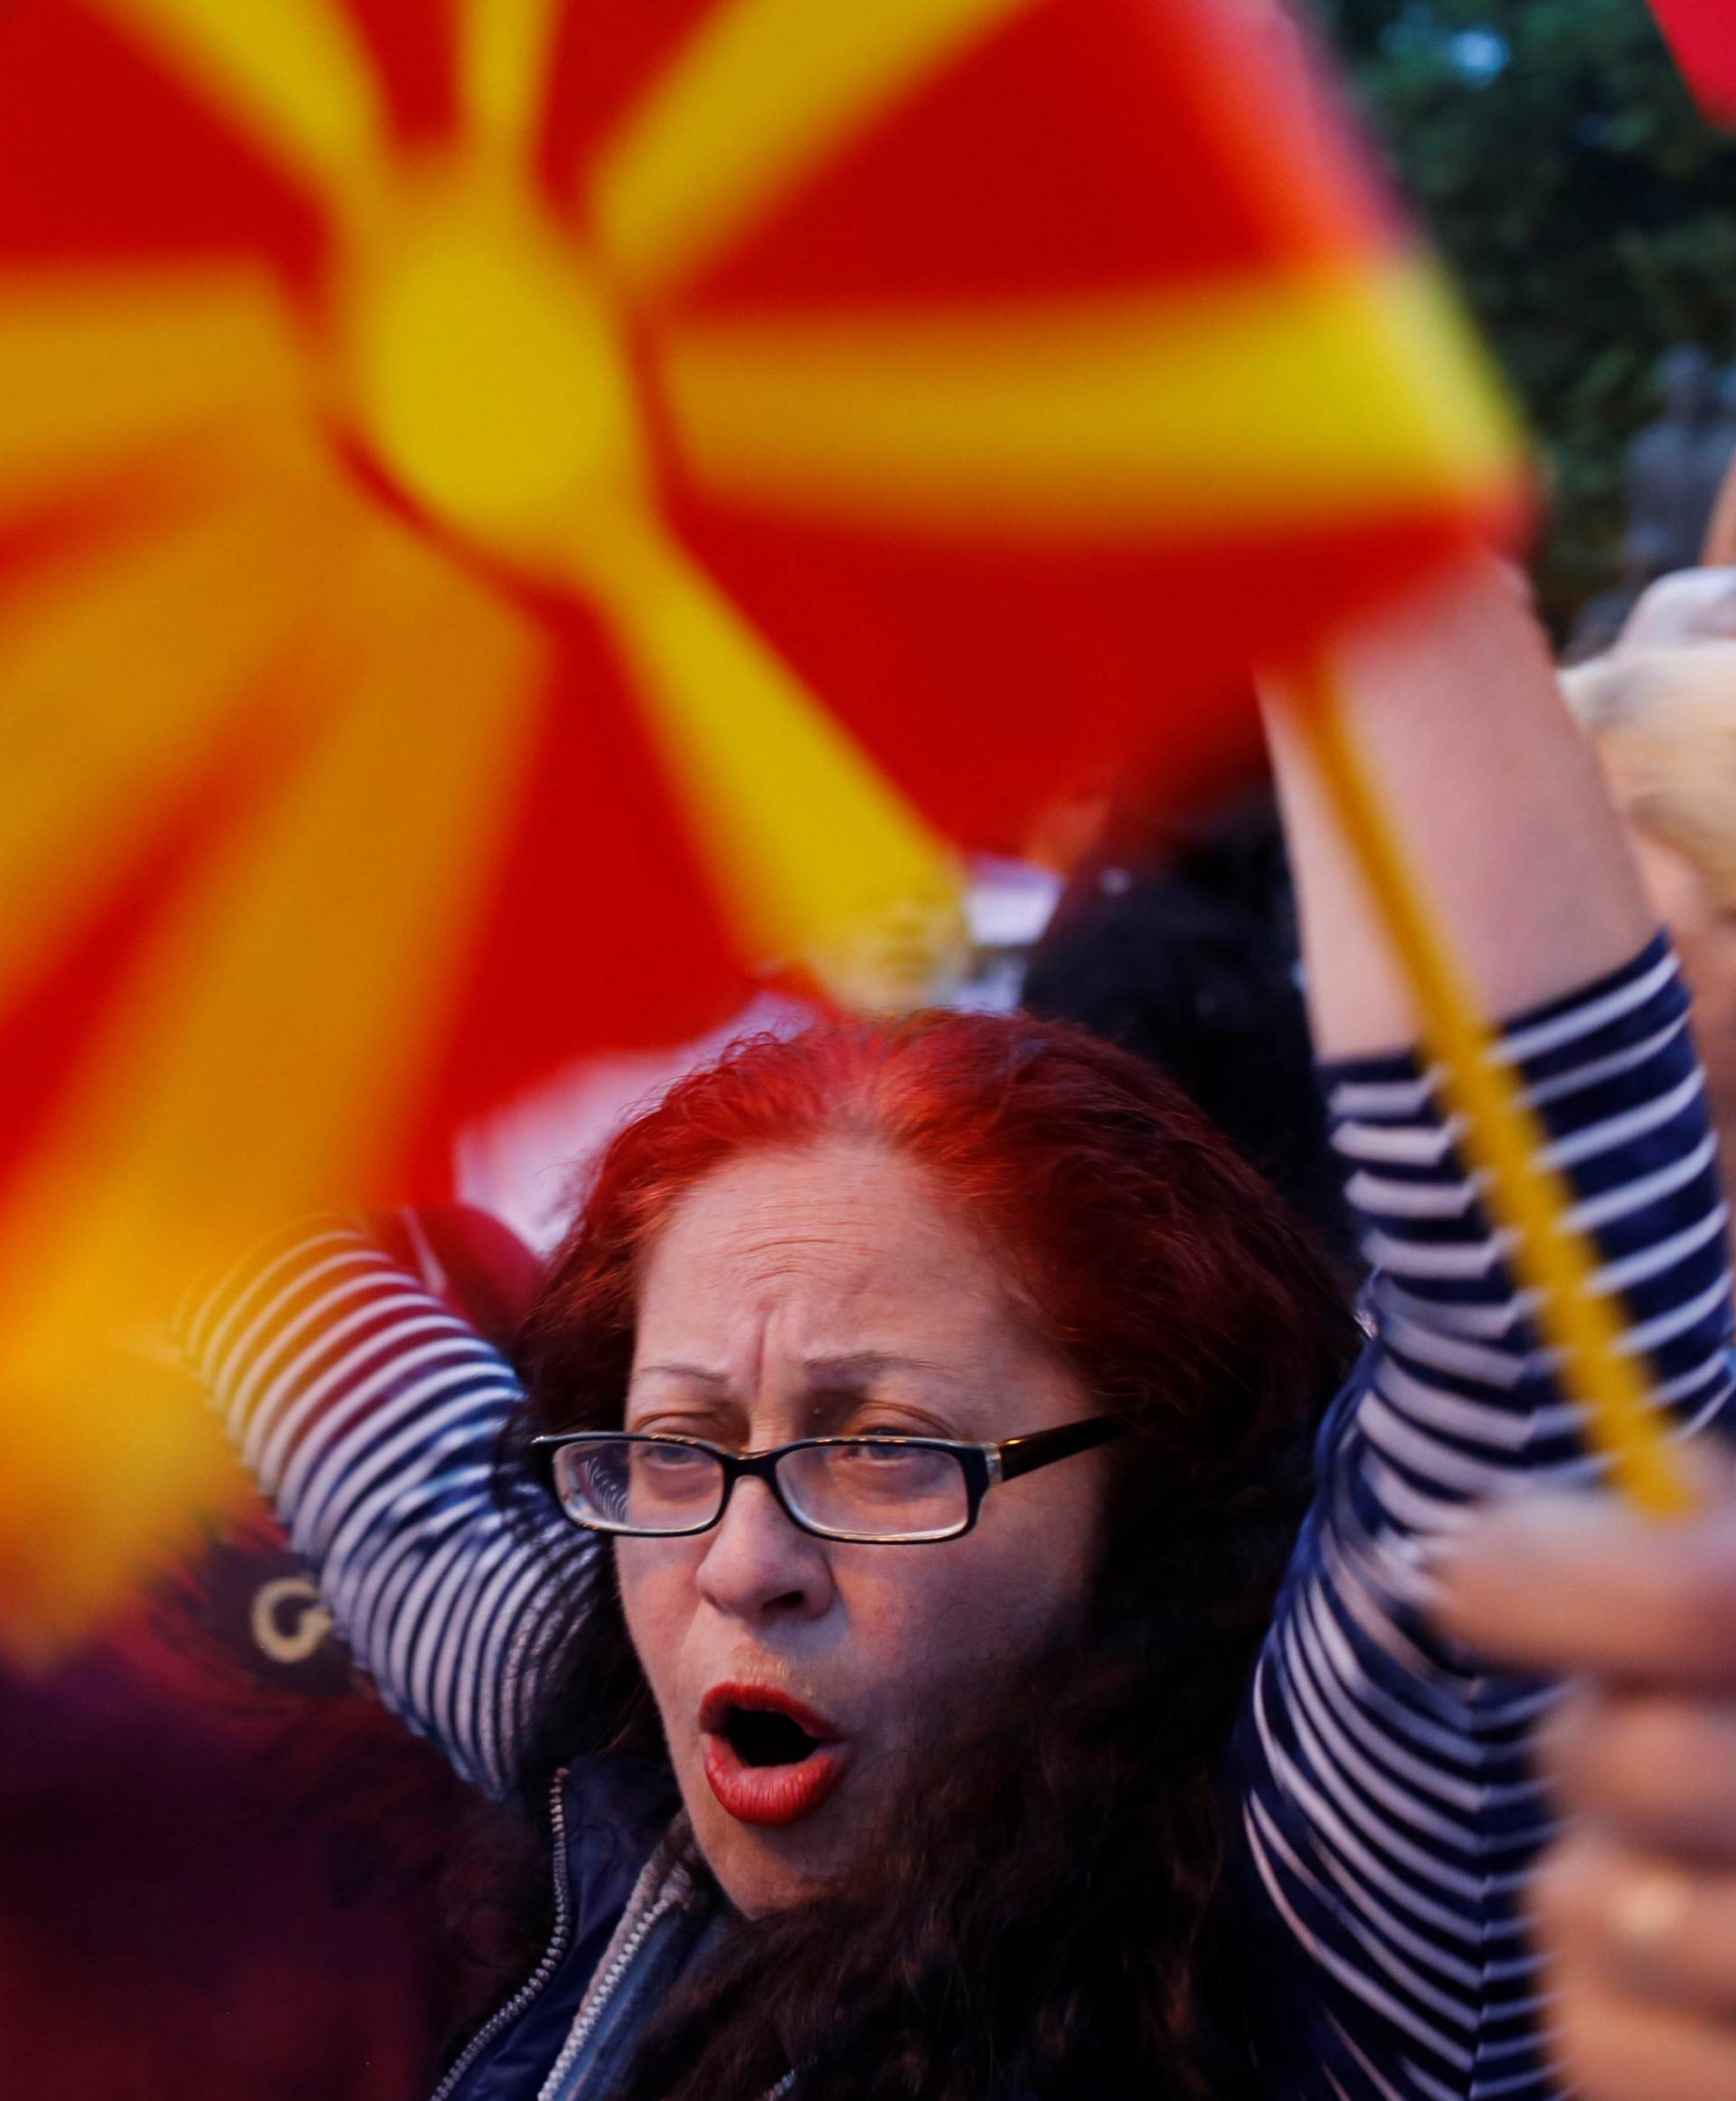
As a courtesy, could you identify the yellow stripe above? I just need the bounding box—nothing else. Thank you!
[86,0,388,217]
[0,468,338,1014]
[658,256,1521,536]
[1290,660,1694,1520]
[0,519,544,1656]
[0,268,306,517]
[582,521,960,985]
[458,0,568,162]
[591,0,1038,299]
[0,1330,239,1667]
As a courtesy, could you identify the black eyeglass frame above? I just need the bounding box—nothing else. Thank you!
[529,1416,1127,1545]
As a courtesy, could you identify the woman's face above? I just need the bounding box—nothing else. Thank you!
[617,1138,1104,1916]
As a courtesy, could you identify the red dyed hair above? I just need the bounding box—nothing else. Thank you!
[524,1010,1352,1503]
[506,1012,1360,2101]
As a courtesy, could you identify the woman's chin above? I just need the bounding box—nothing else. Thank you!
[684,1776,857,1917]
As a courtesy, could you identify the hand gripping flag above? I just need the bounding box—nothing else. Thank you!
[0,0,1523,1653]
[1647,0,1736,121]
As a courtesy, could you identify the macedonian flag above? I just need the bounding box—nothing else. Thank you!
[0,0,1522,1653]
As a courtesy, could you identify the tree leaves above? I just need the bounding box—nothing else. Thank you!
[1313,0,1736,624]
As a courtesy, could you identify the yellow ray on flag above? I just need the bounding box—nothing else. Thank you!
[658,257,1519,537]
[0,478,338,1012]
[83,0,390,222]
[0,519,546,1655]
[0,268,306,520]
[343,175,646,558]
[458,0,570,164]
[583,521,960,982]
[590,0,1040,301]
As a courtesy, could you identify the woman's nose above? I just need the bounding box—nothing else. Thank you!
[695,1475,835,1624]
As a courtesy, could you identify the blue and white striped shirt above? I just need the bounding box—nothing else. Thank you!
[179,935,1733,2100]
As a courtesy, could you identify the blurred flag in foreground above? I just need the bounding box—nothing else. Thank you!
[0,0,1522,1654]
[1648,0,1736,121]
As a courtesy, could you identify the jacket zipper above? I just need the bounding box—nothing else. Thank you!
[533,1861,690,2101]
[536,1915,799,2101]
[429,1770,574,2101]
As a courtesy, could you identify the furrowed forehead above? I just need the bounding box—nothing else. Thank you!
[637,1145,1009,1313]
[630,1350,963,1395]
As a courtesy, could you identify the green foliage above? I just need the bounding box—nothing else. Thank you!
[1312,0,1736,625]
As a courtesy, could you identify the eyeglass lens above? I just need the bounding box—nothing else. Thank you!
[552,1438,971,1541]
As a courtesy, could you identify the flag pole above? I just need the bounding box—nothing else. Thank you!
[1285,652,1695,1520]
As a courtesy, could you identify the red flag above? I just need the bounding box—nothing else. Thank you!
[0,0,1524,1652]
[1649,0,1736,119]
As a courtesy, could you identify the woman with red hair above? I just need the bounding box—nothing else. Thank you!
[184,556,1732,2101]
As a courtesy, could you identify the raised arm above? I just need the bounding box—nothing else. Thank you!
[177,1211,590,1798]
[1237,554,1736,2100]
[1263,551,1653,1057]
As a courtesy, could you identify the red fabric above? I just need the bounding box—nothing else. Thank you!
[0,0,326,292]
[1648,1,1736,119]
[376,1201,544,1344]
[662,0,1383,318]
[663,499,1501,853]
[0,0,1514,1200]
[399,602,752,1191]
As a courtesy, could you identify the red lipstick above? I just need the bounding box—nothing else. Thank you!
[698,1682,851,1827]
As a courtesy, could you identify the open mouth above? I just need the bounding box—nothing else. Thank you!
[723,1705,822,1767]
[698,1682,851,1827]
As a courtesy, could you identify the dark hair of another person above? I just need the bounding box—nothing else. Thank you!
[1024,787,1354,1268]
[496,1011,1361,2101]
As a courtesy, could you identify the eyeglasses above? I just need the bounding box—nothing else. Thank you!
[530,1418,1126,1545]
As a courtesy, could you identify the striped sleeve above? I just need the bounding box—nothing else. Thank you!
[1237,935,1735,2101]
[175,1215,590,1798]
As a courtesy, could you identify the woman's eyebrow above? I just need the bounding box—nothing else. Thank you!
[636,1353,956,1389]
[798,1351,958,1390]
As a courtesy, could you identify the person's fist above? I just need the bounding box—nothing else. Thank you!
[1439,1484,1736,2101]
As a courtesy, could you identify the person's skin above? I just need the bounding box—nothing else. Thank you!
[1613,567,1736,655]
[617,1137,1102,1917]
[1263,551,1653,1058]
[1439,1485,1736,2101]
[1626,826,1736,1180]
